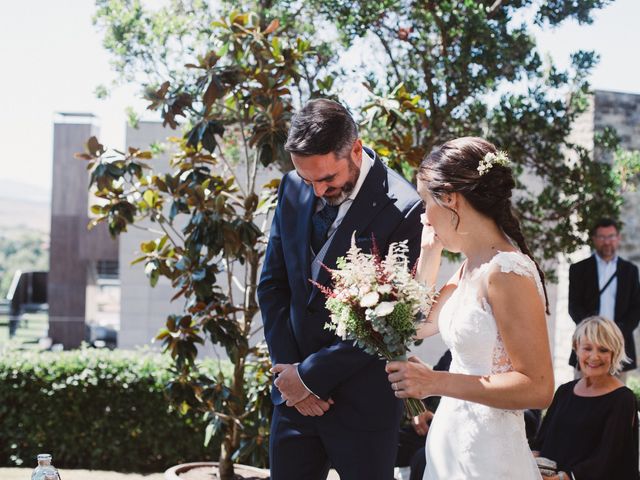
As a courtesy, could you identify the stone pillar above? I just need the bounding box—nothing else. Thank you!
[48,114,118,348]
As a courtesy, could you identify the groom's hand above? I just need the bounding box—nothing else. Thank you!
[271,363,311,405]
[294,396,334,416]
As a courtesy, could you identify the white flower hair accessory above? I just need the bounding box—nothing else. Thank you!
[477,150,510,176]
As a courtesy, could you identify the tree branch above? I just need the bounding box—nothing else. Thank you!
[214,135,247,196]
[373,28,402,85]
[487,0,505,18]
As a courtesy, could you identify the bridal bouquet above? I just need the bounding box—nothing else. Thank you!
[314,236,436,417]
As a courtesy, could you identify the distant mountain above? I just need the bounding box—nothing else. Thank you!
[0,179,50,204]
[0,180,50,232]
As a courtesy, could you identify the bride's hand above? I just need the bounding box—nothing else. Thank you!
[385,356,439,399]
[420,214,443,254]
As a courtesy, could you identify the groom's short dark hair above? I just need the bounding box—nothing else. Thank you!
[285,99,358,158]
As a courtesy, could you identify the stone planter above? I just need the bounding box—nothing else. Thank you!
[164,462,270,480]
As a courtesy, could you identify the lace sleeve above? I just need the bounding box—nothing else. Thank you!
[488,251,545,375]
[491,251,544,300]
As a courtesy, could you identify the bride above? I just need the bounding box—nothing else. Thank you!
[386,137,554,479]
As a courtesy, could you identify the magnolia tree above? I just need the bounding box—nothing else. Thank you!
[81,9,328,478]
[310,0,637,266]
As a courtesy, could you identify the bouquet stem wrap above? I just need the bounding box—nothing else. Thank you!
[391,353,427,418]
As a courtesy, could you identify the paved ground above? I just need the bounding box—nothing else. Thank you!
[0,467,344,479]
[0,468,165,480]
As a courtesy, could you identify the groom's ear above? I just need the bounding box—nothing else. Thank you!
[350,138,363,163]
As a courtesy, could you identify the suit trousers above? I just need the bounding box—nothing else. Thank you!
[270,404,399,480]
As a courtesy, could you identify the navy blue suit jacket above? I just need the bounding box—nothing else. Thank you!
[257,149,423,430]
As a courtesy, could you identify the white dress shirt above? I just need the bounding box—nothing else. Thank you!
[595,253,618,322]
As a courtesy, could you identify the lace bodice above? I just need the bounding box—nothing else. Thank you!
[438,251,545,377]
[424,250,544,479]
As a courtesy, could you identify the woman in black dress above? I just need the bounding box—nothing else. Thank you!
[532,315,639,480]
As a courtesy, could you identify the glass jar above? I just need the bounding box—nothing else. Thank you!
[31,453,61,480]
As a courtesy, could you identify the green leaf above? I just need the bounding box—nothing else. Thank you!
[140,240,156,253]
[130,256,147,266]
[204,422,215,447]
[143,189,157,207]
[86,136,105,156]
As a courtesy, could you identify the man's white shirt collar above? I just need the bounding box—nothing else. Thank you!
[347,148,374,202]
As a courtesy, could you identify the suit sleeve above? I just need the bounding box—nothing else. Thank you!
[390,199,423,269]
[618,264,640,334]
[257,175,301,366]
[297,199,424,400]
[568,263,588,324]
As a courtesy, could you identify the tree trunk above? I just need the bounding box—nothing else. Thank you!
[218,441,234,480]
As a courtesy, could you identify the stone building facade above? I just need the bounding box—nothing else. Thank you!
[594,91,640,264]
[553,90,640,384]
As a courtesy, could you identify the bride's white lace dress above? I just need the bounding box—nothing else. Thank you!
[424,251,543,479]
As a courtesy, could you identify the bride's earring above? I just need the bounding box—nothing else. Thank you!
[450,209,458,226]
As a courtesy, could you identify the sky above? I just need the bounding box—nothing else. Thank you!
[0,0,638,194]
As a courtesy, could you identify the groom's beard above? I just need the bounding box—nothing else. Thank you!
[324,158,360,206]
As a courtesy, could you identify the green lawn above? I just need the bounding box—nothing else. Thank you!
[0,312,48,348]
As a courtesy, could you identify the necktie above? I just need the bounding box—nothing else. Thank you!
[311,202,340,253]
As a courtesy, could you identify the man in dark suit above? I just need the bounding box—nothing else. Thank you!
[257,99,423,480]
[569,218,640,377]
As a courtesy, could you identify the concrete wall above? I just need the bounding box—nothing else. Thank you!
[117,121,282,351]
[118,122,182,349]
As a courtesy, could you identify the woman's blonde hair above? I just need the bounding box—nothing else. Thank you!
[572,316,630,375]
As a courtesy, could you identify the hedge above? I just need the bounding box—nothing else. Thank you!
[0,348,218,472]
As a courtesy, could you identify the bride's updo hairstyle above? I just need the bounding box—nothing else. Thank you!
[417,136,549,312]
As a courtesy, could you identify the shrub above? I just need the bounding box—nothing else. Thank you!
[626,377,640,404]
[0,348,218,472]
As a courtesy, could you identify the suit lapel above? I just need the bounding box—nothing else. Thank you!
[614,258,625,322]
[308,156,393,305]
[587,255,600,310]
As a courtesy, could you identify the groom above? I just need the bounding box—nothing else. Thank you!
[257,98,423,480]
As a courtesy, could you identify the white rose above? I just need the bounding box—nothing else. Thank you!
[374,301,396,317]
[360,291,380,308]
[377,284,392,295]
[336,322,347,339]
